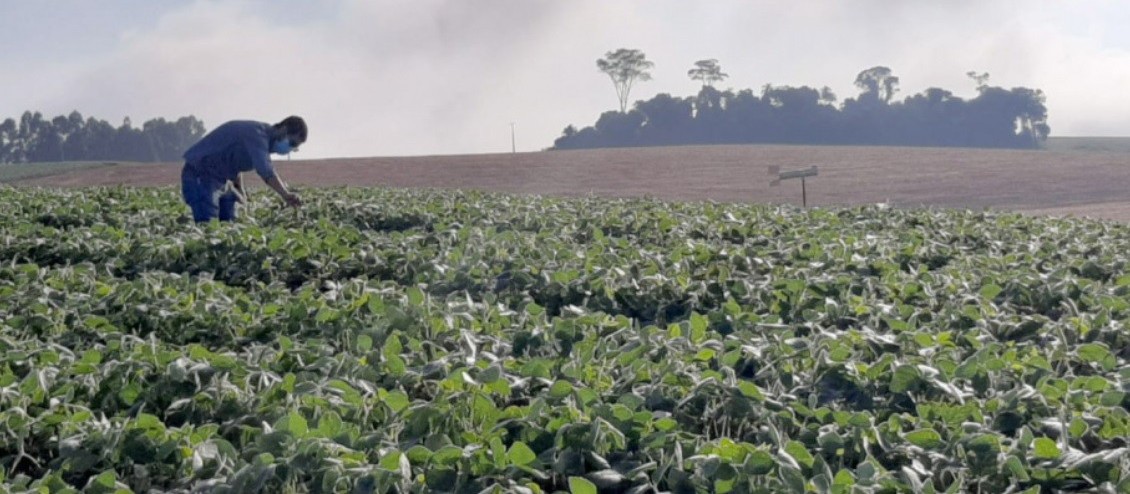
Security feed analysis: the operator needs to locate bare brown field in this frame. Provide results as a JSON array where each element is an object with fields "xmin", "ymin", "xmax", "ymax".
[{"xmin": 15, "ymin": 144, "xmax": 1130, "ymax": 222}]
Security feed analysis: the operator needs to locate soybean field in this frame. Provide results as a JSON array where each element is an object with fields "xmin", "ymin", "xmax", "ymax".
[{"xmin": 1, "ymin": 186, "xmax": 1129, "ymax": 493}]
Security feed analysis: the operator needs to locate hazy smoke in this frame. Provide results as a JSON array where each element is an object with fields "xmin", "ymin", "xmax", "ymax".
[{"xmin": 2, "ymin": 0, "xmax": 1129, "ymax": 158}]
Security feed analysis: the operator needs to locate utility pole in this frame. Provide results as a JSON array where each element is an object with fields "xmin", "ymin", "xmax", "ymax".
[{"xmin": 510, "ymin": 122, "xmax": 516, "ymax": 153}]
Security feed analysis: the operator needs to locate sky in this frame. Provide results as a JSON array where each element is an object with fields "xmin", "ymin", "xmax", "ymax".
[{"xmin": 3, "ymin": 0, "xmax": 1130, "ymax": 159}]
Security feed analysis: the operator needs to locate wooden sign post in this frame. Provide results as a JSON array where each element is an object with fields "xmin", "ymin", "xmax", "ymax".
[{"xmin": 768, "ymin": 165, "xmax": 818, "ymax": 207}]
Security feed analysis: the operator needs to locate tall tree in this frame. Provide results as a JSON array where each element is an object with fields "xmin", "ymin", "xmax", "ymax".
[
  {"xmin": 0, "ymin": 118, "xmax": 16, "ymax": 162},
  {"xmin": 83, "ymin": 117, "xmax": 117, "ymax": 160},
  {"xmin": 596, "ymin": 48, "xmax": 654, "ymax": 113},
  {"xmin": 113, "ymin": 116, "xmax": 151, "ymax": 162},
  {"xmin": 687, "ymin": 59, "xmax": 728, "ymax": 88},
  {"xmin": 60, "ymin": 111, "xmax": 88, "ymax": 161},
  {"xmin": 854, "ymin": 66, "xmax": 900, "ymax": 103},
  {"xmin": 16, "ymin": 112, "xmax": 47, "ymax": 162}
]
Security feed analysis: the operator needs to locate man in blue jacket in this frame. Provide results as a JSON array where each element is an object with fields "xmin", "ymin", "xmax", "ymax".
[{"xmin": 181, "ymin": 116, "xmax": 307, "ymax": 222}]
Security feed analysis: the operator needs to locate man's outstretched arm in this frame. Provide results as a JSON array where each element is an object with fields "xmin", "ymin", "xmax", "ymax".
[{"xmin": 264, "ymin": 175, "xmax": 302, "ymax": 207}]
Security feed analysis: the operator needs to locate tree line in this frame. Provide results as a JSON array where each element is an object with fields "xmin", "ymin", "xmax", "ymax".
[
  {"xmin": 0, "ymin": 111, "xmax": 207, "ymax": 164},
  {"xmin": 554, "ymin": 50, "xmax": 1050, "ymax": 150}
]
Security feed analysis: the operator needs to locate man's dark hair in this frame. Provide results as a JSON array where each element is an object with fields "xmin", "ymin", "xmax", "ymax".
[{"xmin": 275, "ymin": 116, "xmax": 307, "ymax": 142}]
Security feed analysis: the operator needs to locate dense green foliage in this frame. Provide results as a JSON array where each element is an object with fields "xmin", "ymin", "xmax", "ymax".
[{"xmin": 1, "ymin": 186, "xmax": 1128, "ymax": 493}]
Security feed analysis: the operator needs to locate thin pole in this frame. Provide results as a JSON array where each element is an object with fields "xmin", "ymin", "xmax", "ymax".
[
  {"xmin": 801, "ymin": 177, "xmax": 807, "ymax": 207},
  {"xmin": 510, "ymin": 122, "xmax": 516, "ymax": 153}
]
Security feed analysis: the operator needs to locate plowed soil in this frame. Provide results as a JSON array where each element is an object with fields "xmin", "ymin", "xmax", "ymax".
[{"xmin": 15, "ymin": 144, "xmax": 1130, "ymax": 222}]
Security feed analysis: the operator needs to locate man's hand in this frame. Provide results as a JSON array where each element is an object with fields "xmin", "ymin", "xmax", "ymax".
[
  {"xmin": 283, "ymin": 192, "xmax": 302, "ymax": 208},
  {"xmin": 264, "ymin": 175, "xmax": 301, "ymax": 208}
]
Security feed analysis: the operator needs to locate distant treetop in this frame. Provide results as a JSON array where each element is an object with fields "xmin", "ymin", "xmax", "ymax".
[
  {"xmin": 688, "ymin": 59, "xmax": 729, "ymax": 88},
  {"xmin": 597, "ymin": 48, "xmax": 655, "ymax": 113}
]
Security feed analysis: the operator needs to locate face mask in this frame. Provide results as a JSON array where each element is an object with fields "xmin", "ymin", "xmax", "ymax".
[{"xmin": 271, "ymin": 138, "xmax": 292, "ymax": 155}]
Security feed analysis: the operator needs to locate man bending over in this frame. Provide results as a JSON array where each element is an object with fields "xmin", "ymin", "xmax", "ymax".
[{"xmin": 181, "ymin": 116, "xmax": 307, "ymax": 222}]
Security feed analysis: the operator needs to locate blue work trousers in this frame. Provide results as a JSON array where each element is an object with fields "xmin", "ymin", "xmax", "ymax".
[{"xmin": 181, "ymin": 166, "xmax": 239, "ymax": 222}]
